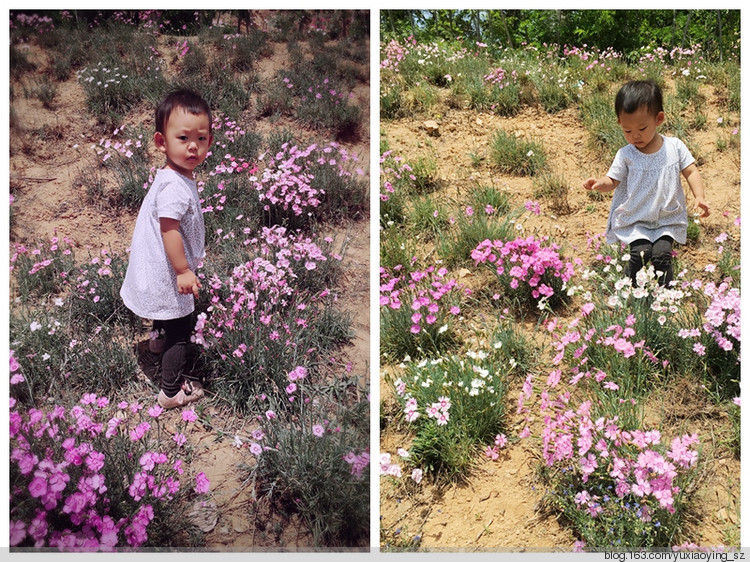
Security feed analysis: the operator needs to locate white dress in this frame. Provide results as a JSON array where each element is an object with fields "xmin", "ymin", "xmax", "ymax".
[
  {"xmin": 120, "ymin": 168, "xmax": 205, "ymax": 320},
  {"xmin": 605, "ymin": 135, "xmax": 695, "ymax": 245}
]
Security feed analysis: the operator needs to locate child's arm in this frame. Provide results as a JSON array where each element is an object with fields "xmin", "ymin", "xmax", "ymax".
[
  {"xmin": 583, "ymin": 176, "xmax": 620, "ymax": 193},
  {"xmin": 160, "ymin": 218, "xmax": 201, "ymax": 297},
  {"xmin": 682, "ymin": 163, "xmax": 710, "ymax": 218}
]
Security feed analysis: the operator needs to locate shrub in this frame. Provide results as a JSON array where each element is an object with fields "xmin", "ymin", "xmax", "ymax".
[
  {"xmin": 490, "ymin": 130, "xmax": 547, "ymax": 176},
  {"xmin": 380, "ymin": 264, "xmax": 464, "ymax": 360},
  {"xmin": 471, "ymin": 235, "xmax": 575, "ymax": 311},
  {"xmin": 9, "ymin": 393, "xmax": 209, "ymax": 550},
  {"xmin": 193, "ymin": 226, "xmax": 348, "ymax": 412},
  {"xmin": 533, "ymin": 170, "xmax": 572, "ymax": 214},
  {"xmin": 10, "ymin": 235, "xmax": 76, "ymax": 302},
  {"xmin": 386, "ymin": 342, "xmax": 514, "ymax": 479},
  {"xmin": 246, "ymin": 369, "xmax": 370, "ymax": 547}
]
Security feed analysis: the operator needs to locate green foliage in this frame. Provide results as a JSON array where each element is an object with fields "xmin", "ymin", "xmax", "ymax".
[
  {"xmin": 533, "ymin": 170, "xmax": 571, "ymax": 214},
  {"xmin": 381, "ymin": 10, "xmax": 739, "ymax": 63},
  {"xmin": 469, "ymin": 185, "xmax": 510, "ymax": 216},
  {"xmin": 437, "ymin": 209, "xmax": 516, "ymax": 268},
  {"xmin": 490, "ymin": 130, "xmax": 547, "ymax": 176},
  {"xmin": 10, "ymin": 237, "xmax": 76, "ymax": 302},
  {"xmin": 386, "ymin": 343, "xmax": 514, "ymax": 480},
  {"xmin": 248, "ymin": 374, "xmax": 370, "ymax": 547},
  {"xmin": 579, "ymin": 90, "xmax": 623, "ymax": 162},
  {"xmin": 409, "ymin": 195, "xmax": 450, "ymax": 237}
]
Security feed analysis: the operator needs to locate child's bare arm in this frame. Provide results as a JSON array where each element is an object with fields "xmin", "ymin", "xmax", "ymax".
[
  {"xmin": 682, "ymin": 163, "xmax": 710, "ymax": 217},
  {"xmin": 160, "ymin": 217, "xmax": 201, "ymax": 297},
  {"xmin": 583, "ymin": 176, "xmax": 620, "ymax": 193}
]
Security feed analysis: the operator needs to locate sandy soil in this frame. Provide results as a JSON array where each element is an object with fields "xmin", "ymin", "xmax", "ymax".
[
  {"xmin": 379, "ymin": 82, "xmax": 740, "ymax": 550},
  {"xmin": 9, "ymin": 18, "xmax": 370, "ymax": 549}
]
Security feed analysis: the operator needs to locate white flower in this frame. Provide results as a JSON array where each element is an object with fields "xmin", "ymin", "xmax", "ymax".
[
  {"xmin": 233, "ymin": 435, "xmax": 243, "ymax": 448},
  {"xmin": 526, "ymin": 150, "xmax": 534, "ymax": 157},
  {"xmin": 30, "ymin": 321, "xmax": 42, "ymax": 332},
  {"xmin": 397, "ymin": 448, "xmax": 410, "ymax": 458},
  {"xmin": 438, "ymin": 324, "xmax": 448, "ymax": 334}
]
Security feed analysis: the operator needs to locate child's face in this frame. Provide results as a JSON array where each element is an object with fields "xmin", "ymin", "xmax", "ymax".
[
  {"xmin": 155, "ymin": 108, "xmax": 213, "ymax": 178},
  {"xmin": 617, "ymin": 106, "xmax": 665, "ymax": 154}
]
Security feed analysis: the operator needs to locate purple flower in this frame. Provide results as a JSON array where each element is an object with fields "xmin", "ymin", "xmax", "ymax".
[
  {"xmin": 195, "ymin": 472, "xmax": 210, "ymax": 494},
  {"xmin": 9, "ymin": 519, "xmax": 27, "ymax": 546}
]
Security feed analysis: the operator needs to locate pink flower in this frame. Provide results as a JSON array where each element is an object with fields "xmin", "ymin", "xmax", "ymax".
[
  {"xmin": 148, "ymin": 404, "xmax": 164, "ymax": 418},
  {"xmin": 194, "ymin": 472, "xmax": 210, "ymax": 494},
  {"xmin": 9, "ymin": 520, "xmax": 27, "ymax": 546},
  {"xmin": 312, "ymin": 424, "xmax": 324, "ymax": 437},
  {"xmin": 182, "ymin": 409, "xmax": 198, "ymax": 423}
]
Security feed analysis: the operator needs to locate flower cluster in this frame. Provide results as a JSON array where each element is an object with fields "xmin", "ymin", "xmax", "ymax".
[
  {"xmin": 485, "ymin": 433, "xmax": 508, "ymax": 460},
  {"xmin": 11, "ymin": 13, "xmax": 55, "ymax": 33},
  {"xmin": 11, "ymin": 235, "xmax": 75, "ymax": 300},
  {"xmin": 380, "ymin": 38, "xmax": 412, "ymax": 72},
  {"xmin": 251, "ymin": 143, "xmax": 321, "ymax": 216},
  {"xmin": 484, "ymin": 66, "xmax": 518, "ymax": 89},
  {"xmin": 471, "ymin": 235, "xmax": 575, "ymax": 305},
  {"xmin": 9, "ymin": 393, "xmax": 208, "ymax": 550},
  {"xmin": 92, "ymin": 128, "xmax": 145, "ymax": 164},
  {"xmin": 698, "ymin": 279, "xmax": 740, "ymax": 353},
  {"xmin": 380, "ymin": 264, "xmax": 462, "ymax": 334},
  {"xmin": 542, "ymin": 397, "xmax": 699, "ymax": 517},
  {"xmin": 343, "ymin": 450, "xmax": 371, "ymax": 480}
]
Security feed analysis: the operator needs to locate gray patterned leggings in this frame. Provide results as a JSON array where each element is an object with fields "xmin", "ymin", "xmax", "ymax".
[{"xmin": 153, "ymin": 314, "xmax": 193, "ymax": 397}]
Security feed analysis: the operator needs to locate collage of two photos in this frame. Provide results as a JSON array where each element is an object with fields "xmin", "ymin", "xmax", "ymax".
[{"xmin": 7, "ymin": 7, "xmax": 742, "ymax": 554}]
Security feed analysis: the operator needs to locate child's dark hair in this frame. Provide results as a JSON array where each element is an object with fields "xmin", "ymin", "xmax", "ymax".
[
  {"xmin": 614, "ymin": 80, "xmax": 663, "ymax": 117},
  {"xmin": 155, "ymin": 89, "xmax": 212, "ymax": 134}
]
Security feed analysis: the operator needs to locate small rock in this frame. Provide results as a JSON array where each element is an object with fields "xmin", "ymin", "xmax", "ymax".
[
  {"xmin": 423, "ymin": 120, "xmax": 440, "ymax": 137},
  {"xmin": 188, "ymin": 499, "xmax": 219, "ymax": 533}
]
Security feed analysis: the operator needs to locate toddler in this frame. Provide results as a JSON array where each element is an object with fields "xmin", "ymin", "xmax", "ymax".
[
  {"xmin": 121, "ymin": 89, "xmax": 213, "ymax": 408},
  {"xmin": 583, "ymin": 80, "xmax": 710, "ymax": 287}
]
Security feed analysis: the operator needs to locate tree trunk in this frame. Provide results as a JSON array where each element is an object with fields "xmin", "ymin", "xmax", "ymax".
[
  {"xmin": 500, "ymin": 10, "xmax": 513, "ymax": 48},
  {"xmin": 681, "ymin": 11, "xmax": 692, "ymax": 49}
]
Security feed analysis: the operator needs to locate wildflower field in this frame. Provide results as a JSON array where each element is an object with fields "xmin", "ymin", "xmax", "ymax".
[
  {"xmin": 379, "ymin": 15, "xmax": 740, "ymax": 552},
  {"xmin": 9, "ymin": 10, "xmax": 370, "ymax": 550}
]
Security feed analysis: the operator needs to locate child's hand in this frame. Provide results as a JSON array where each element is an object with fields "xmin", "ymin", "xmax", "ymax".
[
  {"xmin": 583, "ymin": 176, "xmax": 619, "ymax": 193},
  {"xmin": 695, "ymin": 198, "xmax": 710, "ymax": 218},
  {"xmin": 582, "ymin": 178, "xmax": 599, "ymax": 191},
  {"xmin": 177, "ymin": 270, "xmax": 201, "ymax": 297}
]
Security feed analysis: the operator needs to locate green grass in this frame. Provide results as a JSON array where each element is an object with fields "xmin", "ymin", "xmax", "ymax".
[{"xmin": 490, "ymin": 130, "xmax": 547, "ymax": 176}]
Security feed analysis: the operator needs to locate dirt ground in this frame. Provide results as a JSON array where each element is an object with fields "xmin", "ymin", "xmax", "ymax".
[
  {"xmin": 379, "ymin": 83, "xmax": 740, "ymax": 550},
  {"xmin": 9, "ymin": 21, "xmax": 370, "ymax": 549}
]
